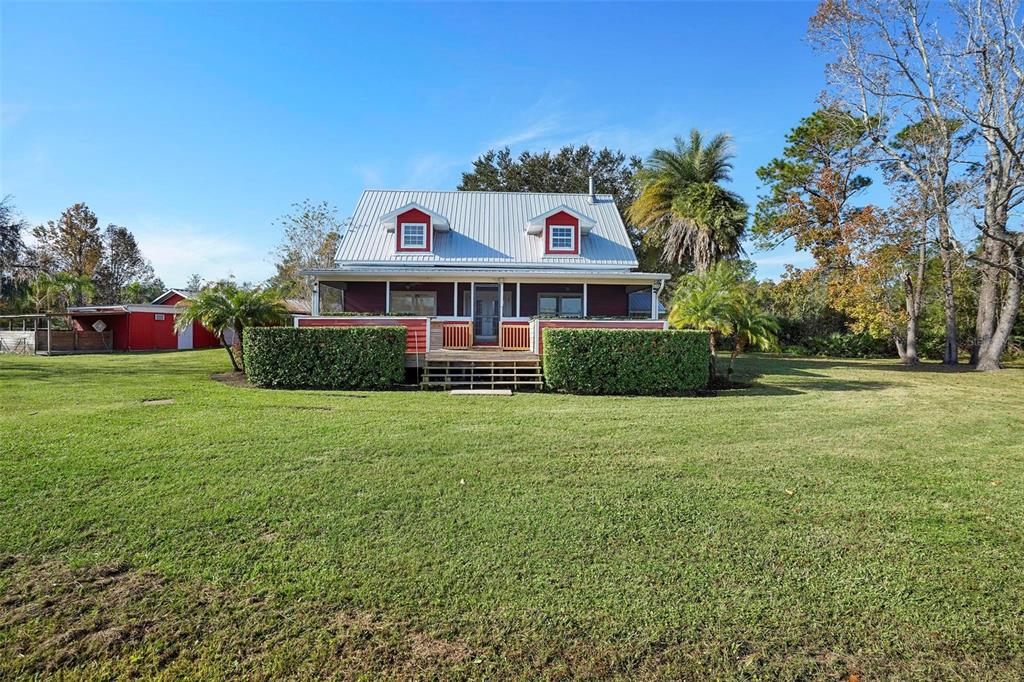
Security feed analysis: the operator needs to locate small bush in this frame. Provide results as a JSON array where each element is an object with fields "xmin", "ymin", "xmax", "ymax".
[
  {"xmin": 244, "ymin": 326, "xmax": 406, "ymax": 389},
  {"xmin": 542, "ymin": 328, "xmax": 709, "ymax": 396},
  {"xmin": 804, "ymin": 332, "xmax": 890, "ymax": 358}
]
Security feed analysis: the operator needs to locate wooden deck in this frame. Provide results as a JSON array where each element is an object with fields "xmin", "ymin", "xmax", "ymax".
[{"xmin": 425, "ymin": 348, "xmax": 538, "ymax": 361}]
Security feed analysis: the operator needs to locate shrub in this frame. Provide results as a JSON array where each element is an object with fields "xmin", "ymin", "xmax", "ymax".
[
  {"xmin": 542, "ymin": 328, "xmax": 709, "ymax": 396},
  {"xmin": 804, "ymin": 332, "xmax": 890, "ymax": 358},
  {"xmin": 244, "ymin": 326, "xmax": 406, "ymax": 389}
]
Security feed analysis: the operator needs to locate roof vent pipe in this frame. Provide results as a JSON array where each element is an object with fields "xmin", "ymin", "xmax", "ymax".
[{"xmin": 588, "ymin": 176, "xmax": 596, "ymax": 204}]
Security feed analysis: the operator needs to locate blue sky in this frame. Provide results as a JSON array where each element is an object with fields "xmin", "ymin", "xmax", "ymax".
[{"xmin": 3, "ymin": 1, "xmax": 827, "ymax": 286}]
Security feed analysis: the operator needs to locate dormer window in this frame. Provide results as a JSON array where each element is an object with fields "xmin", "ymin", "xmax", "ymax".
[
  {"xmin": 400, "ymin": 222, "xmax": 427, "ymax": 249},
  {"xmin": 548, "ymin": 225, "xmax": 576, "ymax": 252},
  {"xmin": 525, "ymin": 205, "xmax": 593, "ymax": 256},
  {"xmin": 379, "ymin": 202, "xmax": 450, "ymax": 254}
]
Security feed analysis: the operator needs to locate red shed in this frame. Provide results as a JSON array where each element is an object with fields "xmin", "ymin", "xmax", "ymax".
[{"xmin": 68, "ymin": 289, "xmax": 221, "ymax": 352}]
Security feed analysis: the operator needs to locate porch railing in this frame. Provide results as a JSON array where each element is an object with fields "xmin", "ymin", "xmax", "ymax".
[
  {"xmin": 442, "ymin": 321, "xmax": 473, "ymax": 349},
  {"xmin": 500, "ymin": 322, "xmax": 530, "ymax": 350}
]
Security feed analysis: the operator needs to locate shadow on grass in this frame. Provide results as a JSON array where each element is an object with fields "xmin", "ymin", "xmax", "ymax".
[{"xmin": 719, "ymin": 355, "xmax": 901, "ymax": 396}]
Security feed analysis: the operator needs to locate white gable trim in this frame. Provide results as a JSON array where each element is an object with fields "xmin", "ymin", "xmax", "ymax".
[
  {"xmin": 378, "ymin": 202, "xmax": 450, "ymax": 233},
  {"xmin": 150, "ymin": 289, "xmax": 194, "ymax": 304},
  {"xmin": 524, "ymin": 205, "xmax": 597, "ymax": 236}
]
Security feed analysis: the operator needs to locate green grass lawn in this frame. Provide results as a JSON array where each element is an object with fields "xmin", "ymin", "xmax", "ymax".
[{"xmin": 1, "ymin": 350, "xmax": 1022, "ymax": 680}]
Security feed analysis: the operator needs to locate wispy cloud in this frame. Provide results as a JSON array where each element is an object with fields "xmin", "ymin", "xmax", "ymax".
[
  {"xmin": 490, "ymin": 112, "xmax": 566, "ymax": 148},
  {"xmin": 403, "ymin": 154, "xmax": 464, "ymax": 189}
]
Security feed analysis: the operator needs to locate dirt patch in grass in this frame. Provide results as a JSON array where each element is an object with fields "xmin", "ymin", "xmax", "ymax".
[
  {"xmin": 0, "ymin": 557, "xmax": 166, "ymax": 673},
  {"xmin": 211, "ymin": 371, "xmax": 251, "ymax": 388},
  {"xmin": 0, "ymin": 555, "xmax": 477, "ymax": 679}
]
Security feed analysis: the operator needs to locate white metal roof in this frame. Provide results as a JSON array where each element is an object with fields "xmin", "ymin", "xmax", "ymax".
[
  {"xmin": 334, "ymin": 190, "xmax": 639, "ymax": 269},
  {"xmin": 305, "ymin": 266, "xmax": 668, "ymax": 284}
]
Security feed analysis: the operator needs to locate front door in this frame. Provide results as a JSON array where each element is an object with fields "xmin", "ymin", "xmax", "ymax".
[{"xmin": 473, "ymin": 285, "xmax": 499, "ymax": 344}]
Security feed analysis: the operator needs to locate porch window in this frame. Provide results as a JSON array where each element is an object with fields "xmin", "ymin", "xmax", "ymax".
[
  {"xmin": 400, "ymin": 223, "xmax": 427, "ymax": 249},
  {"xmin": 547, "ymin": 225, "xmax": 575, "ymax": 252},
  {"xmin": 538, "ymin": 293, "xmax": 583, "ymax": 318},
  {"xmin": 628, "ymin": 287, "xmax": 651, "ymax": 318},
  {"xmin": 390, "ymin": 291, "xmax": 436, "ymax": 316}
]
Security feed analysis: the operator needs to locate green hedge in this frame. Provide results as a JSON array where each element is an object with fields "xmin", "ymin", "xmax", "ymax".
[
  {"xmin": 542, "ymin": 328, "xmax": 710, "ymax": 395},
  {"xmin": 244, "ymin": 326, "xmax": 406, "ymax": 390}
]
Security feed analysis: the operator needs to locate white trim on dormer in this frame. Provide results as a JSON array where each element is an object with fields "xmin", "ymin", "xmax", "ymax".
[
  {"xmin": 378, "ymin": 202, "xmax": 450, "ymax": 232},
  {"xmin": 524, "ymin": 205, "xmax": 597, "ymax": 236}
]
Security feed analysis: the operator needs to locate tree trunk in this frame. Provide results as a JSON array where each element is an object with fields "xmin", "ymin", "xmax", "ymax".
[
  {"xmin": 233, "ymin": 325, "xmax": 245, "ymax": 373},
  {"xmin": 975, "ymin": 253, "xmax": 1021, "ymax": 371},
  {"xmin": 972, "ymin": 237, "xmax": 1003, "ymax": 364},
  {"xmin": 894, "ymin": 333, "xmax": 908, "ymax": 363},
  {"xmin": 900, "ymin": 233, "xmax": 927, "ymax": 366},
  {"xmin": 708, "ymin": 331, "xmax": 718, "ymax": 380},
  {"xmin": 903, "ymin": 318, "xmax": 919, "ymax": 365},
  {"xmin": 935, "ymin": 214, "xmax": 958, "ymax": 364},
  {"xmin": 221, "ymin": 333, "xmax": 241, "ymax": 372}
]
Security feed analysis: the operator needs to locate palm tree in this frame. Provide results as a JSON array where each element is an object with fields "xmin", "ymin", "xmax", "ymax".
[
  {"xmin": 174, "ymin": 283, "xmax": 288, "ymax": 372},
  {"xmin": 629, "ymin": 130, "xmax": 748, "ymax": 272},
  {"xmin": 53, "ymin": 273, "xmax": 95, "ymax": 308},
  {"xmin": 729, "ymin": 297, "xmax": 780, "ymax": 373},
  {"xmin": 668, "ymin": 262, "xmax": 740, "ymax": 378},
  {"xmin": 29, "ymin": 273, "xmax": 58, "ymax": 313}
]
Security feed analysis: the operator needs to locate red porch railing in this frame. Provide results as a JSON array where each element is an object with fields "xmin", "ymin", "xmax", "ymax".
[
  {"xmin": 442, "ymin": 321, "xmax": 473, "ymax": 349},
  {"xmin": 500, "ymin": 321, "xmax": 530, "ymax": 350}
]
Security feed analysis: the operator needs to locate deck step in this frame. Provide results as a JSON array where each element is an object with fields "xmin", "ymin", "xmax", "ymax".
[{"xmin": 421, "ymin": 356, "xmax": 544, "ymax": 391}]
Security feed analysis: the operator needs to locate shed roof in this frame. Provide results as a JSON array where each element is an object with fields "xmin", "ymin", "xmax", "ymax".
[{"xmin": 334, "ymin": 190, "xmax": 639, "ymax": 270}]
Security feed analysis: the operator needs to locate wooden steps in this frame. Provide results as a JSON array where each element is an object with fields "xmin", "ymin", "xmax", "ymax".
[{"xmin": 421, "ymin": 355, "xmax": 543, "ymax": 390}]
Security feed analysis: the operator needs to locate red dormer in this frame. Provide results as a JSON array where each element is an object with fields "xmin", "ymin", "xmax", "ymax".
[
  {"xmin": 544, "ymin": 211, "xmax": 580, "ymax": 255},
  {"xmin": 378, "ymin": 202, "xmax": 451, "ymax": 254},
  {"xmin": 396, "ymin": 208, "xmax": 432, "ymax": 252},
  {"xmin": 525, "ymin": 205, "xmax": 596, "ymax": 256}
]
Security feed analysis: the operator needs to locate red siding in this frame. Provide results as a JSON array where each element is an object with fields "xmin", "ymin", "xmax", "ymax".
[
  {"xmin": 192, "ymin": 321, "xmax": 221, "ymax": 348},
  {"xmin": 344, "ymin": 281, "xmax": 387, "ymax": 313},
  {"xmin": 161, "ymin": 293, "xmax": 187, "ymax": 306},
  {"xmin": 297, "ymin": 317, "xmax": 429, "ymax": 354},
  {"xmin": 536, "ymin": 319, "xmax": 667, "ymax": 354},
  {"xmin": 396, "ymin": 208, "xmax": 432, "ymax": 253},
  {"xmin": 128, "ymin": 312, "xmax": 177, "ymax": 350},
  {"xmin": 586, "ymin": 284, "xmax": 630, "ymax": 317},
  {"xmin": 545, "ymin": 211, "xmax": 580, "ymax": 255},
  {"xmin": 71, "ymin": 314, "xmax": 130, "ymax": 350}
]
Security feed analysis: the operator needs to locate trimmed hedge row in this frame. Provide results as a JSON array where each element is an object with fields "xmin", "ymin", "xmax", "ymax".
[
  {"xmin": 542, "ymin": 328, "xmax": 710, "ymax": 395},
  {"xmin": 244, "ymin": 326, "xmax": 406, "ymax": 389}
]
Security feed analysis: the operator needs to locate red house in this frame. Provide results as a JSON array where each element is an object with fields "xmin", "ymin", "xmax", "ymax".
[
  {"xmin": 298, "ymin": 185, "xmax": 670, "ymax": 387},
  {"xmin": 68, "ymin": 289, "xmax": 221, "ymax": 352}
]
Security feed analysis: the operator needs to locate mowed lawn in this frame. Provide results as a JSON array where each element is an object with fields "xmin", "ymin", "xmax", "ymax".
[{"xmin": 1, "ymin": 350, "xmax": 1022, "ymax": 680}]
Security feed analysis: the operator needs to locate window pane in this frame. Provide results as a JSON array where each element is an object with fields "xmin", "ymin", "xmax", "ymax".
[
  {"xmin": 401, "ymin": 223, "xmax": 426, "ymax": 248},
  {"xmin": 390, "ymin": 292, "xmax": 414, "ymax": 314},
  {"xmin": 559, "ymin": 296, "xmax": 582, "ymax": 317},
  {"xmin": 538, "ymin": 296, "xmax": 558, "ymax": 315},
  {"xmin": 414, "ymin": 293, "xmax": 436, "ymax": 316},
  {"xmin": 503, "ymin": 290, "xmax": 514, "ymax": 316},
  {"xmin": 550, "ymin": 225, "xmax": 574, "ymax": 250},
  {"xmin": 628, "ymin": 289, "xmax": 650, "ymax": 318}
]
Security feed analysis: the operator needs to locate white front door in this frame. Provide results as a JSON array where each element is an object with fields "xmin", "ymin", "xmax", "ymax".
[{"xmin": 177, "ymin": 321, "xmax": 193, "ymax": 350}]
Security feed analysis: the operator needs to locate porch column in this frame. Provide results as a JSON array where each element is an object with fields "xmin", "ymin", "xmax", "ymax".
[
  {"xmin": 498, "ymin": 282, "xmax": 504, "ymax": 318},
  {"xmin": 516, "ymin": 282, "xmax": 521, "ymax": 317},
  {"xmin": 453, "ymin": 282, "xmax": 459, "ymax": 317},
  {"xmin": 311, "ymin": 281, "xmax": 320, "ymax": 316},
  {"xmin": 470, "ymin": 282, "xmax": 475, "ymax": 319},
  {"xmin": 385, "ymin": 281, "xmax": 391, "ymax": 314},
  {"xmin": 583, "ymin": 283, "xmax": 588, "ymax": 319},
  {"xmin": 651, "ymin": 284, "xmax": 658, "ymax": 320}
]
